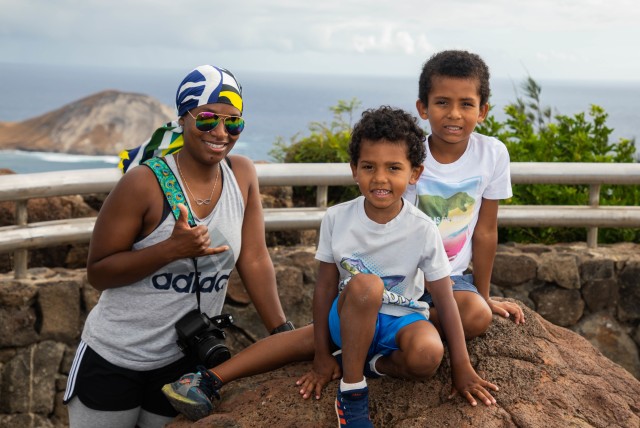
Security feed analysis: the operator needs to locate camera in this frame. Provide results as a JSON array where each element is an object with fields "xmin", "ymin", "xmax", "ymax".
[{"xmin": 175, "ymin": 309, "xmax": 234, "ymax": 367}]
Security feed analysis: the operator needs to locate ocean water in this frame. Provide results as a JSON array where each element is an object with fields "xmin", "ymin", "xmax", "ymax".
[{"xmin": 1, "ymin": 62, "xmax": 638, "ymax": 173}]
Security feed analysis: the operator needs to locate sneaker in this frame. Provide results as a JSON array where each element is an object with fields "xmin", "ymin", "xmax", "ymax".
[
  {"xmin": 333, "ymin": 350, "xmax": 382, "ymax": 379},
  {"xmin": 161, "ymin": 365, "xmax": 223, "ymax": 421},
  {"xmin": 335, "ymin": 386, "xmax": 373, "ymax": 427}
]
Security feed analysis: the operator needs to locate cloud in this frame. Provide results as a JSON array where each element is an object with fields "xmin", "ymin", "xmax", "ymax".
[{"xmin": 1, "ymin": 0, "xmax": 639, "ymax": 81}]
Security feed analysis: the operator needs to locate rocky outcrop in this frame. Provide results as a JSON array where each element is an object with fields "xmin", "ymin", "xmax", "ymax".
[
  {"xmin": 0, "ymin": 245, "xmax": 639, "ymax": 427},
  {"xmin": 0, "ymin": 90, "xmax": 173, "ymax": 156},
  {"xmin": 166, "ymin": 304, "xmax": 640, "ymax": 428}
]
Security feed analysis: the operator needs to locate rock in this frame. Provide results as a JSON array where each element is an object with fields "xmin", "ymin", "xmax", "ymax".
[
  {"xmin": 166, "ymin": 304, "xmax": 640, "ymax": 427},
  {"xmin": 580, "ymin": 257, "xmax": 616, "ymax": 282},
  {"xmin": 530, "ymin": 286, "xmax": 584, "ymax": 327},
  {"xmin": 492, "ymin": 252, "xmax": 538, "ymax": 286},
  {"xmin": 0, "ymin": 306, "xmax": 39, "ymax": 347},
  {"xmin": 0, "ymin": 341, "xmax": 66, "ymax": 414},
  {"xmin": 617, "ymin": 260, "xmax": 640, "ymax": 322},
  {"xmin": 36, "ymin": 279, "xmax": 81, "ymax": 342},
  {"xmin": 573, "ymin": 312, "xmax": 640, "ymax": 378},
  {"xmin": 582, "ymin": 278, "xmax": 619, "ymax": 313},
  {"xmin": 0, "ymin": 280, "xmax": 38, "ymax": 307},
  {"xmin": 537, "ymin": 252, "xmax": 580, "ymax": 289},
  {"xmin": 0, "ymin": 90, "xmax": 174, "ymax": 156}
]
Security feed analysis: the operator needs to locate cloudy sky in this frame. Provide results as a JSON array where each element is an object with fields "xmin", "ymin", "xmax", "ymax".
[{"xmin": 1, "ymin": 0, "xmax": 639, "ymax": 82}]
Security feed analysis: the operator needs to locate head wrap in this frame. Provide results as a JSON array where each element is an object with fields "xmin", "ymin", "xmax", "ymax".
[
  {"xmin": 118, "ymin": 65, "xmax": 243, "ymax": 173},
  {"xmin": 176, "ymin": 65, "xmax": 243, "ymax": 117}
]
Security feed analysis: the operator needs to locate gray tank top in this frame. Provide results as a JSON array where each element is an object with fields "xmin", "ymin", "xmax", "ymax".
[{"xmin": 82, "ymin": 155, "xmax": 244, "ymax": 370}]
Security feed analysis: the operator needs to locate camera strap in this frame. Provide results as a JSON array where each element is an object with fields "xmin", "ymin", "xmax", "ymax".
[{"xmin": 144, "ymin": 156, "xmax": 203, "ymax": 310}]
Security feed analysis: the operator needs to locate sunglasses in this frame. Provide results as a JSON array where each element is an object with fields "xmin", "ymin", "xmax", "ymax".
[{"xmin": 187, "ymin": 111, "xmax": 245, "ymax": 135}]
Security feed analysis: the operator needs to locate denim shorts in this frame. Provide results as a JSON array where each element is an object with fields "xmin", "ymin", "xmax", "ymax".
[
  {"xmin": 328, "ymin": 297, "xmax": 429, "ymax": 357},
  {"xmin": 419, "ymin": 274, "xmax": 479, "ymax": 307}
]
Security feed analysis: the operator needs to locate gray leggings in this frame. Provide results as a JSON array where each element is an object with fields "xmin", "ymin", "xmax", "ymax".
[{"xmin": 67, "ymin": 397, "xmax": 175, "ymax": 428}]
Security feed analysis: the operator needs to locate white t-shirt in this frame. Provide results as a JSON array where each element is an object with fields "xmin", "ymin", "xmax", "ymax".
[
  {"xmin": 404, "ymin": 132, "xmax": 512, "ymax": 275},
  {"xmin": 315, "ymin": 196, "xmax": 451, "ymax": 317}
]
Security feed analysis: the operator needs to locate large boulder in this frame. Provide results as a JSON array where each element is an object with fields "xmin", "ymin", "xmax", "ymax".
[
  {"xmin": 167, "ymin": 303, "xmax": 640, "ymax": 427},
  {"xmin": 0, "ymin": 90, "xmax": 173, "ymax": 156}
]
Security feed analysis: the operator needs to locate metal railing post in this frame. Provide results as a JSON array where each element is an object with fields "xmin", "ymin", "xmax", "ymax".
[
  {"xmin": 587, "ymin": 184, "xmax": 601, "ymax": 248},
  {"xmin": 316, "ymin": 185, "xmax": 328, "ymax": 208},
  {"xmin": 14, "ymin": 200, "xmax": 29, "ymax": 279}
]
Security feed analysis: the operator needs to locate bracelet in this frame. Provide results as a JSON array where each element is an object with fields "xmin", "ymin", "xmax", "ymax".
[{"xmin": 270, "ymin": 321, "xmax": 295, "ymax": 335}]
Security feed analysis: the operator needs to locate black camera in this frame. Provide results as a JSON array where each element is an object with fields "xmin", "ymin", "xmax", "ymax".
[{"xmin": 175, "ymin": 309, "xmax": 234, "ymax": 367}]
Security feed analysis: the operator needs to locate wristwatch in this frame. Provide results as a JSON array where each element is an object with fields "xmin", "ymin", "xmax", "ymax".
[{"xmin": 270, "ymin": 321, "xmax": 295, "ymax": 335}]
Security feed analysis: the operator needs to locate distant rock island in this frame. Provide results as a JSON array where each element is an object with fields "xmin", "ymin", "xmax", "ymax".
[{"xmin": 0, "ymin": 90, "xmax": 174, "ymax": 156}]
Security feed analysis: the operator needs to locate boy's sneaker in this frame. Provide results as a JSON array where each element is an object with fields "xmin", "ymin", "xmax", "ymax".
[
  {"xmin": 335, "ymin": 386, "xmax": 373, "ymax": 427},
  {"xmin": 161, "ymin": 365, "xmax": 223, "ymax": 421},
  {"xmin": 332, "ymin": 350, "xmax": 383, "ymax": 379}
]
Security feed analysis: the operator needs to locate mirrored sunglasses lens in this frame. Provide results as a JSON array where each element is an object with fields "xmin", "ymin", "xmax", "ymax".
[
  {"xmin": 195, "ymin": 112, "xmax": 220, "ymax": 132},
  {"xmin": 224, "ymin": 117, "xmax": 245, "ymax": 135}
]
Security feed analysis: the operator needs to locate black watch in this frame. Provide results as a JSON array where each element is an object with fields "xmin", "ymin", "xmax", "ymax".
[{"xmin": 270, "ymin": 321, "xmax": 295, "ymax": 335}]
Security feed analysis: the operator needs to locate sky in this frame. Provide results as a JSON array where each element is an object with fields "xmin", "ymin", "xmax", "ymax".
[{"xmin": 1, "ymin": 0, "xmax": 639, "ymax": 82}]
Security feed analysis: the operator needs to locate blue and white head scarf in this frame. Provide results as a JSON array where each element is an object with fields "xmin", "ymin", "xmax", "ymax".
[{"xmin": 118, "ymin": 65, "xmax": 243, "ymax": 173}]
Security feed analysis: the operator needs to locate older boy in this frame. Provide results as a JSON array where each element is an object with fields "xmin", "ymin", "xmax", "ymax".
[{"xmin": 405, "ymin": 50, "xmax": 525, "ymax": 339}]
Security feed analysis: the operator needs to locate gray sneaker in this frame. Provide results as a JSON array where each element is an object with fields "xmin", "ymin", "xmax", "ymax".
[{"xmin": 161, "ymin": 365, "xmax": 223, "ymax": 421}]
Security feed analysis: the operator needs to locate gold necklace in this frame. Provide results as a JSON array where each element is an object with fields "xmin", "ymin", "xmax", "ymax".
[{"xmin": 175, "ymin": 153, "xmax": 220, "ymax": 206}]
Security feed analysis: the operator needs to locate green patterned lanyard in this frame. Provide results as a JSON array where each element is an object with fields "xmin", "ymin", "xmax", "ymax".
[{"xmin": 144, "ymin": 157, "xmax": 196, "ymax": 227}]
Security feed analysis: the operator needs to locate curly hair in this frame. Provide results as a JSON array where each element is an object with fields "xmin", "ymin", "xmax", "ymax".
[
  {"xmin": 418, "ymin": 50, "xmax": 491, "ymax": 106},
  {"xmin": 349, "ymin": 106, "xmax": 426, "ymax": 168}
]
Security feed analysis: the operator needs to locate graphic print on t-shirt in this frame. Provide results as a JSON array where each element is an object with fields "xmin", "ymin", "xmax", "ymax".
[
  {"xmin": 339, "ymin": 257, "xmax": 428, "ymax": 311},
  {"xmin": 415, "ymin": 177, "xmax": 481, "ymax": 260}
]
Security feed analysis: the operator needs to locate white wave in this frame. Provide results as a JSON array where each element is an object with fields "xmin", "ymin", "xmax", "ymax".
[{"xmin": 2, "ymin": 150, "xmax": 119, "ymax": 164}]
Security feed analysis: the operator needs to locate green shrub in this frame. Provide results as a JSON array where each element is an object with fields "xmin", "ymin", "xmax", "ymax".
[
  {"xmin": 269, "ymin": 98, "xmax": 361, "ymax": 206},
  {"xmin": 476, "ymin": 77, "xmax": 639, "ymax": 244}
]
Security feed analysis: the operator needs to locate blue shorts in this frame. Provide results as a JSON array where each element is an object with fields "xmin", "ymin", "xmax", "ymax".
[
  {"xmin": 328, "ymin": 297, "xmax": 428, "ymax": 357},
  {"xmin": 419, "ymin": 274, "xmax": 479, "ymax": 307}
]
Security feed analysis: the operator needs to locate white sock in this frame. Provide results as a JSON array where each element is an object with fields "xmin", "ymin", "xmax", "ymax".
[
  {"xmin": 340, "ymin": 377, "xmax": 367, "ymax": 392},
  {"xmin": 369, "ymin": 353, "xmax": 385, "ymax": 376}
]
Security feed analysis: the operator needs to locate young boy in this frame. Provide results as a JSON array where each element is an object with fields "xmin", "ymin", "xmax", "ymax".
[
  {"xmin": 405, "ymin": 50, "xmax": 525, "ymax": 338},
  {"xmin": 298, "ymin": 106, "xmax": 497, "ymax": 427}
]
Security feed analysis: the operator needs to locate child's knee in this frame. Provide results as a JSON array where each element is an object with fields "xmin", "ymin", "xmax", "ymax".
[
  {"xmin": 462, "ymin": 302, "xmax": 492, "ymax": 339},
  {"xmin": 404, "ymin": 340, "xmax": 444, "ymax": 379},
  {"xmin": 343, "ymin": 274, "xmax": 384, "ymax": 305}
]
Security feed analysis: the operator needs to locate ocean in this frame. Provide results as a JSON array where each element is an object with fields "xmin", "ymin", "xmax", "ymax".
[{"xmin": 1, "ymin": 62, "xmax": 638, "ymax": 173}]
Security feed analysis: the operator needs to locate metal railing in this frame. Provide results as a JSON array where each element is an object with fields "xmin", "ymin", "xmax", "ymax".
[{"xmin": 1, "ymin": 162, "xmax": 639, "ymax": 278}]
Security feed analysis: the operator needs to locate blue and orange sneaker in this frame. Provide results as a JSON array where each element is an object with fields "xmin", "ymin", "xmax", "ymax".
[
  {"xmin": 161, "ymin": 365, "xmax": 223, "ymax": 421},
  {"xmin": 335, "ymin": 386, "xmax": 373, "ymax": 427}
]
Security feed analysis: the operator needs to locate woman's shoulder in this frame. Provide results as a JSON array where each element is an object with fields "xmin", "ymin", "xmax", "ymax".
[{"xmin": 116, "ymin": 163, "xmax": 158, "ymax": 191}]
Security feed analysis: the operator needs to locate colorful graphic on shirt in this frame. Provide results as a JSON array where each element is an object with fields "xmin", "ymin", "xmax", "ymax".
[
  {"xmin": 415, "ymin": 177, "xmax": 481, "ymax": 260},
  {"xmin": 339, "ymin": 257, "xmax": 428, "ymax": 312}
]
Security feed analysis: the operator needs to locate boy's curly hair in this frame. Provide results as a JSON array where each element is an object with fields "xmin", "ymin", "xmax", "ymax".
[
  {"xmin": 418, "ymin": 50, "xmax": 491, "ymax": 106},
  {"xmin": 349, "ymin": 106, "xmax": 426, "ymax": 168}
]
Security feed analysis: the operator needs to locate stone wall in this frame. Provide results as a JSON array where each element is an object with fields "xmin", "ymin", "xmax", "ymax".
[{"xmin": 0, "ymin": 243, "xmax": 638, "ymax": 427}]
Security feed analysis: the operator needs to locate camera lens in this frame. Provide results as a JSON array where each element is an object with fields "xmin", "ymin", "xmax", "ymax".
[{"xmin": 197, "ymin": 337, "xmax": 231, "ymax": 367}]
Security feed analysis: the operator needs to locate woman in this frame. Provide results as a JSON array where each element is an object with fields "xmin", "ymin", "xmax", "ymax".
[{"xmin": 63, "ymin": 65, "xmax": 293, "ymax": 428}]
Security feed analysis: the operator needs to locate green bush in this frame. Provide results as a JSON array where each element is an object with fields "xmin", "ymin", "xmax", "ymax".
[
  {"xmin": 269, "ymin": 98, "xmax": 360, "ymax": 206},
  {"xmin": 476, "ymin": 77, "xmax": 640, "ymax": 244}
]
